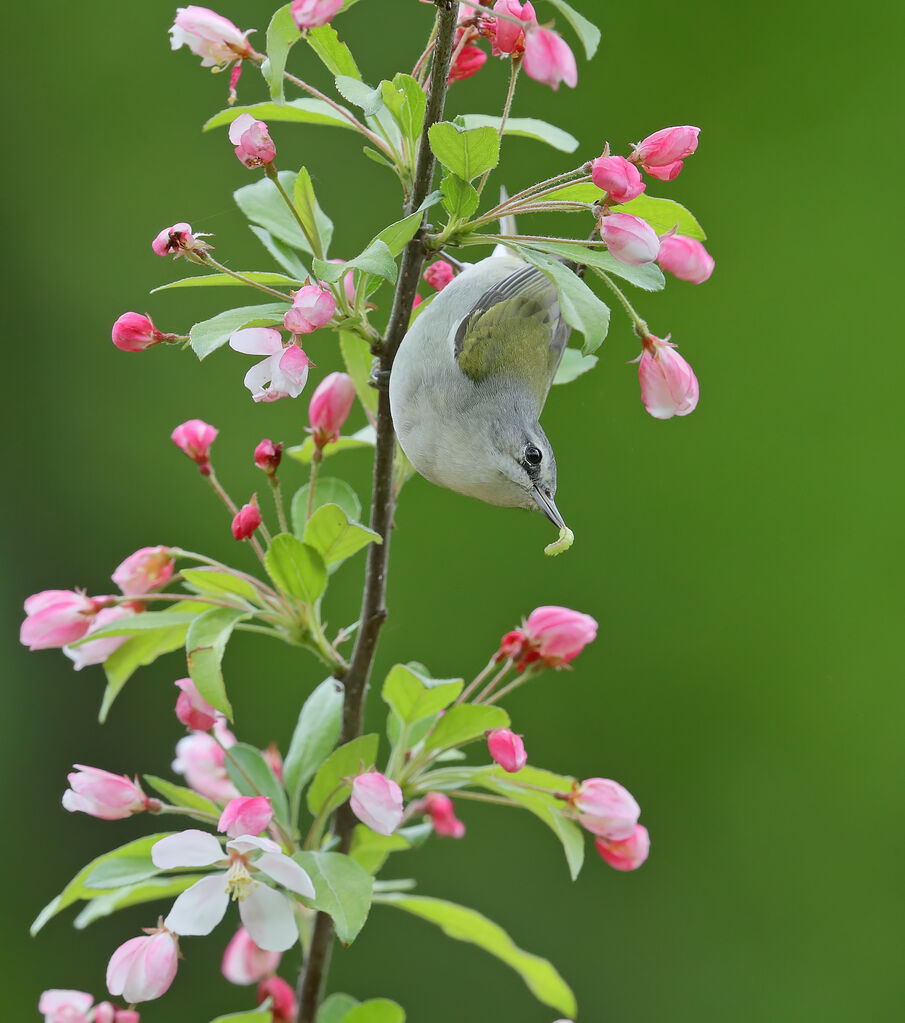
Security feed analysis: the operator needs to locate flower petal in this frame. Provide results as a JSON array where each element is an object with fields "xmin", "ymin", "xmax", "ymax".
[
  {"xmin": 229, "ymin": 327, "xmax": 283, "ymax": 355},
  {"xmin": 228, "ymin": 113, "xmax": 256, "ymax": 145},
  {"xmin": 239, "ymin": 884, "xmax": 299, "ymax": 951},
  {"xmin": 164, "ymin": 873, "xmax": 230, "ymax": 935},
  {"xmin": 227, "ymin": 834, "xmax": 282, "ymax": 856},
  {"xmin": 243, "ymin": 354, "xmax": 279, "ymax": 401},
  {"xmin": 254, "ymin": 852, "xmax": 315, "ymax": 898},
  {"xmin": 152, "ymin": 829, "xmax": 225, "ymax": 869}
]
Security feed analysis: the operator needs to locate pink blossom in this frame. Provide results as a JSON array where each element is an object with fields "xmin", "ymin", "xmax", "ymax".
[
  {"xmin": 418, "ymin": 792, "xmax": 466, "ymax": 838},
  {"xmin": 291, "ymin": 0, "xmax": 344, "ymax": 30},
  {"xmin": 114, "ymin": 1011, "xmax": 140, "ymax": 1023},
  {"xmin": 632, "ymin": 125, "xmax": 700, "ymax": 180},
  {"xmin": 171, "ymin": 419, "xmax": 218, "ymax": 474},
  {"xmin": 491, "ymin": 0, "xmax": 536, "ymax": 55},
  {"xmin": 449, "ymin": 31, "xmax": 487, "ymax": 82},
  {"xmin": 229, "ymin": 113, "xmax": 276, "ymax": 168},
  {"xmin": 151, "ymin": 222, "xmax": 210, "ymax": 260},
  {"xmin": 308, "ymin": 372, "xmax": 356, "ymax": 448},
  {"xmin": 20, "ymin": 589, "xmax": 99, "ymax": 650},
  {"xmin": 254, "ymin": 438, "xmax": 283, "ymax": 474},
  {"xmin": 656, "ymin": 234, "xmax": 714, "ymax": 284},
  {"xmin": 350, "ymin": 772, "xmax": 404, "ymax": 835},
  {"xmin": 283, "ymin": 285, "xmax": 336, "ymax": 335},
  {"xmin": 257, "ymin": 976, "xmax": 297, "ymax": 1022},
  {"xmin": 570, "ymin": 778, "xmax": 640, "ymax": 841},
  {"xmin": 522, "ymin": 26, "xmax": 577, "ymax": 90},
  {"xmin": 62, "ymin": 765, "xmax": 149, "ymax": 820},
  {"xmin": 231, "ymin": 499, "xmax": 262, "ymax": 540},
  {"xmin": 328, "ymin": 260, "xmax": 356, "ymax": 305},
  {"xmin": 112, "ymin": 546, "xmax": 174, "ymax": 596},
  {"xmin": 63, "ymin": 605, "xmax": 136, "ymax": 671},
  {"xmin": 229, "ymin": 328, "xmax": 311, "ymax": 402},
  {"xmin": 174, "ymin": 676, "xmax": 218, "ymax": 731},
  {"xmin": 152, "ymin": 830, "xmax": 314, "ymax": 951},
  {"xmin": 598, "ymin": 213, "xmax": 660, "ymax": 265},
  {"xmin": 638, "ymin": 334, "xmax": 699, "ymax": 419},
  {"xmin": 423, "ymin": 260, "xmax": 455, "ymax": 292},
  {"xmin": 106, "ymin": 929, "xmax": 179, "ymax": 1004},
  {"xmin": 487, "ymin": 728, "xmax": 527, "ymax": 773},
  {"xmin": 169, "ymin": 6, "xmax": 252, "ymax": 68},
  {"xmin": 172, "ymin": 729, "xmax": 239, "ymax": 803},
  {"xmin": 111, "ymin": 312, "xmax": 174, "ymax": 352},
  {"xmin": 595, "ymin": 824, "xmax": 650, "ymax": 871},
  {"xmin": 93, "ymin": 1003, "xmax": 138, "ymax": 1023},
  {"xmin": 498, "ymin": 605, "xmax": 597, "ymax": 669},
  {"xmin": 38, "ymin": 990, "xmax": 94, "ymax": 1023},
  {"xmin": 222, "ymin": 926, "xmax": 282, "ymax": 985},
  {"xmin": 218, "ymin": 796, "xmax": 274, "ymax": 838},
  {"xmin": 262, "ymin": 743, "xmax": 284, "ymax": 783},
  {"xmin": 590, "ymin": 154, "xmax": 646, "ymax": 204}
]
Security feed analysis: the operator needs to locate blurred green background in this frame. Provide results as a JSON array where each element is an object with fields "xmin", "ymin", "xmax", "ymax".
[{"xmin": 3, "ymin": 1, "xmax": 903, "ymax": 1020}]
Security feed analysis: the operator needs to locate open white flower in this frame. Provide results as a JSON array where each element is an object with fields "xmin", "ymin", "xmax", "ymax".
[{"xmin": 152, "ymin": 829, "xmax": 314, "ymax": 951}]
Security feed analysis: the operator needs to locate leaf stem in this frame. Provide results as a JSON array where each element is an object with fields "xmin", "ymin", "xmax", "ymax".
[
  {"xmin": 198, "ymin": 253, "xmax": 293, "ymax": 300},
  {"xmin": 264, "ymin": 164, "xmax": 323, "ymax": 262},
  {"xmin": 476, "ymin": 56, "xmax": 521, "ymax": 197},
  {"xmin": 594, "ymin": 269, "xmax": 650, "ymax": 335}
]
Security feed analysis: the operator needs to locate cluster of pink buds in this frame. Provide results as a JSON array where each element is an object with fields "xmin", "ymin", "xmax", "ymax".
[
  {"xmin": 568, "ymin": 778, "xmax": 649, "ymax": 871},
  {"xmin": 309, "ymin": 372, "xmax": 356, "ymax": 450},
  {"xmin": 423, "ymin": 259, "xmax": 455, "ymax": 292},
  {"xmin": 416, "ymin": 792, "xmax": 466, "ymax": 838},
  {"xmin": 496, "ymin": 605, "xmax": 598, "ymax": 671},
  {"xmin": 630, "ymin": 125, "xmax": 700, "ymax": 181},
  {"xmin": 39, "ymin": 990, "xmax": 139, "ymax": 1023}
]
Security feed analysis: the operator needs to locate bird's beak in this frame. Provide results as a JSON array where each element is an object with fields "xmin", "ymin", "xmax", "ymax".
[{"xmin": 532, "ymin": 485, "xmax": 566, "ymax": 529}]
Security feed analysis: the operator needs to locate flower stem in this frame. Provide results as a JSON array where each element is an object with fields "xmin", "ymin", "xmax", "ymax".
[
  {"xmin": 270, "ymin": 476, "xmax": 289, "ymax": 534},
  {"xmin": 483, "ymin": 666, "xmax": 539, "ymax": 705},
  {"xmin": 456, "ymin": 655, "xmax": 499, "ymax": 704},
  {"xmin": 476, "ymin": 57, "xmax": 521, "ymax": 197},
  {"xmin": 198, "ymin": 253, "xmax": 293, "ymax": 301},
  {"xmin": 472, "ymin": 662, "xmax": 514, "ymax": 704},
  {"xmin": 306, "ymin": 453, "xmax": 322, "ymax": 523},
  {"xmin": 264, "ymin": 164, "xmax": 324, "ymax": 261},
  {"xmin": 594, "ymin": 269, "xmax": 650, "ymax": 336}
]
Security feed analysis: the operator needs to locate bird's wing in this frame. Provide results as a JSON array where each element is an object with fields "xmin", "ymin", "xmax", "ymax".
[{"xmin": 453, "ymin": 264, "xmax": 570, "ymax": 411}]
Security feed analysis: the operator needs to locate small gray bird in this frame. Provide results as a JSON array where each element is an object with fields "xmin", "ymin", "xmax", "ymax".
[{"xmin": 389, "ymin": 250, "xmax": 571, "ymax": 534}]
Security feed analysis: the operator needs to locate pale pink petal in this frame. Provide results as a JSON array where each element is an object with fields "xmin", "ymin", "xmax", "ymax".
[
  {"xmin": 229, "ymin": 327, "xmax": 283, "ymax": 356},
  {"xmin": 38, "ymin": 990, "xmax": 94, "ymax": 1015},
  {"xmin": 152, "ymin": 829, "xmax": 225, "ymax": 869},
  {"xmin": 228, "ymin": 113, "xmax": 256, "ymax": 145},
  {"xmin": 106, "ymin": 937, "xmax": 145, "ymax": 997},
  {"xmin": 226, "ymin": 835, "xmax": 281, "ymax": 856},
  {"xmin": 164, "ymin": 873, "xmax": 230, "ymax": 935},
  {"xmin": 239, "ymin": 884, "xmax": 298, "ymax": 951},
  {"xmin": 271, "ymin": 345, "xmax": 310, "ymax": 398},
  {"xmin": 254, "ymin": 852, "xmax": 315, "ymax": 898},
  {"xmin": 244, "ymin": 354, "xmax": 281, "ymax": 401}
]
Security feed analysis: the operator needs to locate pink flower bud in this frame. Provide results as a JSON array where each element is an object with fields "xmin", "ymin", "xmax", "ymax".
[
  {"xmin": 112, "ymin": 546, "xmax": 174, "ymax": 596},
  {"xmin": 232, "ymin": 499, "xmax": 262, "ymax": 541},
  {"xmin": 222, "ymin": 926, "xmax": 282, "ymax": 985},
  {"xmin": 64, "ymin": 605, "xmax": 136, "ymax": 671},
  {"xmin": 229, "ymin": 113, "xmax": 276, "ymax": 168},
  {"xmin": 174, "ymin": 676, "xmax": 218, "ymax": 731},
  {"xmin": 218, "ymin": 796, "xmax": 274, "ymax": 838},
  {"xmin": 257, "ymin": 976, "xmax": 297, "ymax": 1022},
  {"xmin": 423, "ymin": 260, "xmax": 455, "ymax": 292},
  {"xmin": 638, "ymin": 334, "xmax": 699, "ymax": 419},
  {"xmin": 487, "ymin": 728, "xmax": 528, "ymax": 773},
  {"xmin": 495, "ymin": 629, "xmax": 527, "ymax": 663},
  {"xmin": 598, "ymin": 213, "xmax": 660, "ymax": 265},
  {"xmin": 114, "ymin": 1010, "xmax": 140, "ymax": 1023},
  {"xmin": 151, "ymin": 222, "xmax": 210, "ymax": 260},
  {"xmin": 173, "ymin": 730, "xmax": 239, "ymax": 803},
  {"xmin": 106, "ymin": 930, "xmax": 179, "ymax": 1004},
  {"xmin": 169, "ymin": 6, "xmax": 252, "ymax": 68},
  {"xmin": 38, "ymin": 990, "xmax": 94, "ymax": 1023},
  {"xmin": 291, "ymin": 0, "xmax": 344, "ymax": 30},
  {"xmin": 449, "ymin": 30, "xmax": 487, "ymax": 82},
  {"xmin": 491, "ymin": 0, "xmax": 536, "ymax": 55},
  {"xmin": 328, "ymin": 260, "xmax": 357, "ymax": 305},
  {"xmin": 656, "ymin": 235, "xmax": 714, "ymax": 284},
  {"xmin": 262, "ymin": 743, "xmax": 284, "ymax": 783},
  {"xmin": 590, "ymin": 155, "xmax": 646, "ymax": 205},
  {"xmin": 20, "ymin": 589, "xmax": 99, "ymax": 650},
  {"xmin": 523, "ymin": 605, "xmax": 598, "ymax": 667},
  {"xmin": 350, "ymin": 772, "xmax": 404, "ymax": 835},
  {"xmin": 418, "ymin": 792, "xmax": 466, "ymax": 838},
  {"xmin": 111, "ymin": 312, "xmax": 170, "ymax": 352},
  {"xmin": 595, "ymin": 824, "xmax": 650, "ymax": 871},
  {"xmin": 283, "ymin": 285, "xmax": 336, "ymax": 335},
  {"xmin": 62, "ymin": 765, "xmax": 149, "ymax": 820},
  {"xmin": 254, "ymin": 439, "xmax": 283, "ymax": 475},
  {"xmin": 94, "ymin": 1004, "xmax": 116, "ymax": 1023},
  {"xmin": 571, "ymin": 778, "xmax": 640, "ymax": 841},
  {"xmin": 308, "ymin": 372, "xmax": 356, "ymax": 448},
  {"xmin": 171, "ymin": 419, "xmax": 218, "ymax": 474},
  {"xmin": 522, "ymin": 26, "xmax": 577, "ymax": 90},
  {"xmin": 632, "ymin": 125, "xmax": 700, "ymax": 180}
]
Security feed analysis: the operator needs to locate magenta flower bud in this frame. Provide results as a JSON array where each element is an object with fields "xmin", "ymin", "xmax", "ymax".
[
  {"xmin": 423, "ymin": 260, "xmax": 455, "ymax": 292},
  {"xmin": 350, "ymin": 772, "xmax": 404, "ymax": 836},
  {"xmin": 257, "ymin": 976, "xmax": 297, "ymax": 1022},
  {"xmin": 308, "ymin": 372, "xmax": 356, "ymax": 448},
  {"xmin": 106, "ymin": 930, "xmax": 179, "ymax": 1004},
  {"xmin": 638, "ymin": 334, "xmax": 699, "ymax": 419},
  {"xmin": 232, "ymin": 499, "xmax": 262, "ymax": 541},
  {"xmin": 169, "ymin": 6, "xmax": 252, "ymax": 68},
  {"xmin": 111, "ymin": 312, "xmax": 170, "ymax": 352},
  {"xmin": 171, "ymin": 419, "xmax": 218, "ymax": 474},
  {"xmin": 218, "ymin": 796, "xmax": 274, "ymax": 838},
  {"xmin": 571, "ymin": 778, "xmax": 640, "ymax": 841},
  {"xmin": 228, "ymin": 113, "xmax": 276, "ymax": 169},
  {"xmin": 418, "ymin": 792, "xmax": 466, "ymax": 838},
  {"xmin": 487, "ymin": 728, "xmax": 528, "ymax": 773},
  {"xmin": 523, "ymin": 26, "xmax": 577, "ymax": 90},
  {"xmin": 656, "ymin": 235, "xmax": 714, "ymax": 284},
  {"xmin": 590, "ymin": 155, "xmax": 646, "ymax": 205},
  {"xmin": 595, "ymin": 824, "xmax": 650, "ymax": 871},
  {"xmin": 632, "ymin": 125, "xmax": 700, "ymax": 180},
  {"xmin": 62, "ymin": 765, "xmax": 149, "ymax": 821},
  {"xmin": 524, "ymin": 605, "xmax": 598, "ymax": 667},
  {"xmin": 491, "ymin": 0, "xmax": 536, "ymax": 55},
  {"xmin": 291, "ymin": 0, "xmax": 344, "ymax": 30},
  {"xmin": 64, "ymin": 605, "xmax": 136, "ymax": 671},
  {"xmin": 151, "ymin": 222, "xmax": 210, "ymax": 260},
  {"xmin": 598, "ymin": 213, "xmax": 660, "ymax": 266},
  {"xmin": 38, "ymin": 990, "xmax": 94, "ymax": 1023},
  {"xmin": 94, "ymin": 1003, "xmax": 116, "ymax": 1023},
  {"xmin": 20, "ymin": 589, "xmax": 99, "ymax": 650},
  {"xmin": 114, "ymin": 1012, "xmax": 140, "ymax": 1023},
  {"xmin": 173, "ymin": 730, "xmax": 240, "ymax": 803},
  {"xmin": 174, "ymin": 676, "xmax": 218, "ymax": 731},
  {"xmin": 222, "ymin": 926, "xmax": 282, "ymax": 986},
  {"xmin": 112, "ymin": 546, "xmax": 174, "ymax": 596},
  {"xmin": 254, "ymin": 438, "xmax": 283, "ymax": 475},
  {"xmin": 448, "ymin": 30, "xmax": 487, "ymax": 82},
  {"xmin": 283, "ymin": 285, "xmax": 336, "ymax": 335}
]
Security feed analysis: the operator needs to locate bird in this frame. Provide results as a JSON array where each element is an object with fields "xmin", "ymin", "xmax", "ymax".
[{"xmin": 389, "ymin": 247, "xmax": 572, "ymax": 538}]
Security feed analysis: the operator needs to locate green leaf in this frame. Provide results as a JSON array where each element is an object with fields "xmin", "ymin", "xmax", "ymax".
[
  {"xmin": 428, "ymin": 122, "xmax": 500, "ymax": 181},
  {"xmin": 335, "ymin": 75, "xmax": 384, "ymax": 116},
  {"xmin": 381, "ymin": 664, "xmax": 463, "ymax": 725},
  {"xmin": 612, "ymin": 193, "xmax": 706, "ymax": 238},
  {"xmin": 292, "ymin": 477, "xmax": 362, "ymax": 535},
  {"xmin": 304, "ymin": 505, "xmax": 382, "ymax": 567},
  {"xmin": 294, "ymin": 851, "xmax": 373, "ymax": 944},
  {"xmin": 225, "ymin": 742, "xmax": 290, "ymax": 826},
  {"xmin": 362, "ymin": 145, "xmax": 398, "ymax": 172},
  {"xmin": 314, "ymin": 238, "xmax": 397, "ymax": 286},
  {"xmin": 186, "ymin": 607, "xmax": 248, "ymax": 720},
  {"xmin": 71, "ymin": 611, "xmax": 200, "ymax": 642},
  {"xmin": 440, "ymin": 173, "xmax": 479, "ymax": 220},
  {"xmin": 423, "ymin": 704, "xmax": 510, "ymax": 752},
  {"xmin": 206, "ymin": 99, "xmax": 356, "ymax": 133},
  {"xmin": 249, "ymin": 225, "xmax": 311, "ymax": 279},
  {"xmin": 344, "ymin": 1001, "xmax": 405, "ymax": 1023},
  {"xmin": 286, "ymin": 426, "xmax": 375, "ymax": 465},
  {"xmin": 294, "ymin": 167, "xmax": 334, "ymax": 258},
  {"xmin": 83, "ymin": 853, "xmax": 160, "ymax": 890},
  {"xmin": 545, "ymin": 0, "xmax": 601, "ymax": 59},
  {"xmin": 265, "ymin": 534, "xmax": 328, "ymax": 603},
  {"xmin": 179, "ymin": 568, "xmax": 262, "ymax": 605},
  {"xmin": 318, "ymin": 994, "xmax": 360, "ymax": 1023},
  {"xmin": 553, "ymin": 347, "xmax": 598, "ymax": 385},
  {"xmin": 99, "ymin": 619, "xmax": 189, "ymax": 722},
  {"xmin": 374, "ymin": 210, "xmax": 424, "ymax": 257},
  {"xmin": 349, "ymin": 823, "xmax": 431, "ymax": 874},
  {"xmin": 235, "ymin": 172, "xmax": 313, "ymax": 253},
  {"xmin": 31, "ymin": 833, "xmax": 174, "ymax": 935},
  {"xmin": 378, "ymin": 895, "xmax": 576, "ymax": 1016},
  {"xmin": 381, "ymin": 73, "xmax": 426, "ymax": 149},
  {"xmin": 209, "ymin": 1011, "xmax": 273, "ymax": 1023},
  {"xmin": 458, "ymin": 114, "xmax": 579, "ymax": 153},
  {"xmin": 263, "ymin": 3, "xmax": 301, "ymax": 101},
  {"xmin": 143, "ymin": 775, "xmax": 220, "ymax": 816},
  {"xmin": 516, "ymin": 239, "xmax": 665, "ymax": 292},
  {"xmin": 307, "ymin": 734, "xmax": 379, "ymax": 816},
  {"xmin": 512, "ymin": 246, "xmax": 611, "ymax": 355},
  {"xmin": 283, "ymin": 678, "xmax": 345, "ymax": 804},
  {"xmin": 190, "ymin": 302, "xmax": 289, "ymax": 360},
  {"xmin": 73, "ymin": 875, "xmax": 203, "ymax": 929},
  {"xmin": 340, "ymin": 332, "xmax": 378, "ymax": 415},
  {"xmin": 151, "ymin": 271, "xmax": 300, "ymax": 293},
  {"xmin": 307, "ymin": 24, "xmax": 361, "ymax": 79}
]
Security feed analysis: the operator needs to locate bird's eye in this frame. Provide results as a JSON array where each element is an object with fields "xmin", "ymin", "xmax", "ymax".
[{"xmin": 524, "ymin": 445, "xmax": 542, "ymax": 467}]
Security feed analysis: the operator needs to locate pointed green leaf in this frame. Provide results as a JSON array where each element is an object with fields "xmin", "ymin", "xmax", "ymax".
[
  {"xmin": 99, "ymin": 619, "xmax": 190, "ymax": 722},
  {"xmin": 151, "ymin": 271, "xmax": 300, "ymax": 293},
  {"xmin": 286, "ymin": 426, "xmax": 375, "ymax": 465},
  {"xmin": 314, "ymin": 238, "xmax": 397, "ymax": 286},
  {"xmin": 612, "ymin": 193, "xmax": 706, "ymax": 238},
  {"xmin": 304, "ymin": 505, "xmax": 381, "ymax": 567},
  {"xmin": 458, "ymin": 114, "xmax": 578, "ymax": 153},
  {"xmin": 344, "ymin": 1001, "xmax": 405, "ymax": 1023},
  {"xmin": 292, "ymin": 477, "xmax": 362, "ymax": 535},
  {"xmin": 381, "ymin": 664, "xmax": 462, "ymax": 725},
  {"xmin": 179, "ymin": 568, "xmax": 262, "ymax": 605},
  {"xmin": 263, "ymin": 3, "xmax": 301, "ymax": 101},
  {"xmin": 224, "ymin": 742, "xmax": 290, "ymax": 825},
  {"xmin": 516, "ymin": 238, "xmax": 665, "ymax": 291},
  {"xmin": 374, "ymin": 210, "xmax": 424, "ymax": 257},
  {"xmin": 428, "ymin": 122, "xmax": 500, "ymax": 181},
  {"xmin": 143, "ymin": 775, "xmax": 220, "ymax": 817},
  {"xmin": 235, "ymin": 172, "xmax": 313, "ymax": 252},
  {"xmin": 307, "ymin": 734, "xmax": 379, "ymax": 816},
  {"xmin": 381, "ymin": 73, "xmax": 426, "ymax": 149},
  {"xmin": 283, "ymin": 678, "xmax": 345, "ymax": 804},
  {"xmin": 209, "ymin": 1011, "xmax": 273, "ymax": 1023},
  {"xmin": 335, "ymin": 75, "xmax": 384, "ymax": 115},
  {"xmin": 553, "ymin": 347, "xmax": 598, "ymax": 385},
  {"xmin": 293, "ymin": 166, "xmax": 333, "ymax": 258},
  {"xmin": 190, "ymin": 302, "xmax": 289, "ymax": 360},
  {"xmin": 71, "ymin": 611, "xmax": 200, "ymax": 642},
  {"xmin": 249, "ymin": 225, "xmax": 310, "ymax": 279},
  {"xmin": 423, "ymin": 704, "xmax": 509, "ymax": 752},
  {"xmin": 318, "ymin": 994, "xmax": 360, "ymax": 1023},
  {"xmin": 307, "ymin": 24, "xmax": 361, "ymax": 79},
  {"xmin": 349, "ymin": 823, "xmax": 432, "ymax": 875},
  {"xmin": 186, "ymin": 607, "xmax": 248, "ymax": 720},
  {"xmin": 440, "ymin": 173, "xmax": 479, "ymax": 220},
  {"xmin": 206, "ymin": 99, "xmax": 356, "ymax": 133},
  {"xmin": 339, "ymin": 332, "xmax": 378, "ymax": 415},
  {"xmin": 265, "ymin": 534, "xmax": 328, "ymax": 603},
  {"xmin": 73, "ymin": 875, "xmax": 204, "ymax": 929},
  {"xmin": 294, "ymin": 850, "xmax": 373, "ymax": 944},
  {"xmin": 545, "ymin": 0, "xmax": 601, "ymax": 58}
]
